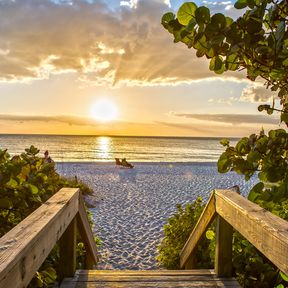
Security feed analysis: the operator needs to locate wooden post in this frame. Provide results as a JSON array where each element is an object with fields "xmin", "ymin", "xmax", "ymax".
[
  {"xmin": 184, "ymin": 253, "xmax": 197, "ymax": 269},
  {"xmin": 215, "ymin": 215, "xmax": 233, "ymax": 277},
  {"xmin": 59, "ymin": 217, "xmax": 77, "ymax": 281}
]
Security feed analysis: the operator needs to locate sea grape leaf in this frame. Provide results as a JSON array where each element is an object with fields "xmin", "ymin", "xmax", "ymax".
[
  {"xmin": 220, "ymin": 138, "xmax": 229, "ymax": 147},
  {"xmin": 217, "ymin": 153, "xmax": 232, "ymax": 173},
  {"xmin": 0, "ymin": 198, "xmax": 13, "ymax": 209},
  {"xmin": 248, "ymin": 182, "xmax": 264, "ymax": 201},
  {"xmin": 234, "ymin": 0, "xmax": 248, "ymax": 9},
  {"xmin": 279, "ymin": 271, "xmax": 288, "ymax": 282},
  {"xmin": 177, "ymin": 2, "xmax": 197, "ymax": 26},
  {"xmin": 195, "ymin": 6, "xmax": 210, "ymax": 25}
]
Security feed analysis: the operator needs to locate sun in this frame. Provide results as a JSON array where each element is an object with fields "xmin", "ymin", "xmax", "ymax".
[{"xmin": 91, "ymin": 99, "xmax": 118, "ymax": 122}]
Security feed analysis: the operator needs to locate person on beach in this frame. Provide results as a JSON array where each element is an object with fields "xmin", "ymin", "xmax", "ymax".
[{"xmin": 44, "ymin": 150, "xmax": 53, "ymax": 163}]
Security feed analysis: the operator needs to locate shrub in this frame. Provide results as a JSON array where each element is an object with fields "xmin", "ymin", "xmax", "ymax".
[{"xmin": 0, "ymin": 146, "xmax": 97, "ymax": 287}]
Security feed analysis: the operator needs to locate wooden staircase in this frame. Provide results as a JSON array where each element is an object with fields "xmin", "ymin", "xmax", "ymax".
[
  {"xmin": 60, "ymin": 269, "xmax": 240, "ymax": 287},
  {"xmin": 1, "ymin": 188, "xmax": 288, "ymax": 288}
]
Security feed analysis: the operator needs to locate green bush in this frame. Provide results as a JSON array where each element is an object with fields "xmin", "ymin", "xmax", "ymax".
[
  {"xmin": 157, "ymin": 197, "xmax": 286, "ymax": 287},
  {"xmin": 0, "ymin": 146, "xmax": 97, "ymax": 287},
  {"xmin": 157, "ymin": 198, "xmax": 214, "ymax": 269}
]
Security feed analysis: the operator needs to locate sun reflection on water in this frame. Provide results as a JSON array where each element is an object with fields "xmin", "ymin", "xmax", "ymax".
[{"xmin": 96, "ymin": 136, "xmax": 111, "ymax": 161}]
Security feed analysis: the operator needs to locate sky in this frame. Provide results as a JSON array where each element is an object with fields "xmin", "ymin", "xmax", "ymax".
[{"xmin": 0, "ymin": 0, "xmax": 283, "ymax": 137}]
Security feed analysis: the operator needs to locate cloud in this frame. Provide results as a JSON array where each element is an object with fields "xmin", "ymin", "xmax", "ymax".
[
  {"xmin": 0, "ymin": 114, "xmax": 101, "ymax": 126},
  {"xmin": 208, "ymin": 96, "xmax": 238, "ymax": 105},
  {"xmin": 0, "ymin": 0, "xmax": 244, "ymax": 86},
  {"xmin": 171, "ymin": 113, "xmax": 279, "ymax": 125},
  {"xmin": 240, "ymin": 83, "xmax": 277, "ymax": 102}
]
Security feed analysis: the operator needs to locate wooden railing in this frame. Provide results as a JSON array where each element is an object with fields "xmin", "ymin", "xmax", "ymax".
[
  {"xmin": 180, "ymin": 189, "xmax": 288, "ymax": 276},
  {"xmin": 0, "ymin": 188, "xmax": 98, "ymax": 288}
]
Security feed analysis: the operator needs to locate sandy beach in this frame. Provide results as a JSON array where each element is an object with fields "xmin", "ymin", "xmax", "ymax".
[{"xmin": 58, "ymin": 162, "xmax": 257, "ymax": 270}]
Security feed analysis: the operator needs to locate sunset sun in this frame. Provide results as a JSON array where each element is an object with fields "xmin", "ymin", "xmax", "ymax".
[{"xmin": 91, "ymin": 99, "xmax": 118, "ymax": 122}]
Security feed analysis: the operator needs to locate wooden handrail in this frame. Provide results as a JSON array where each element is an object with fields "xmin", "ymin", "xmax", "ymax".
[
  {"xmin": 180, "ymin": 189, "xmax": 288, "ymax": 276},
  {"xmin": 0, "ymin": 188, "xmax": 98, "ymax": 288},
  {"xmin": 180, "ymin": 191, "xmax": 217, "ymax": 269}
]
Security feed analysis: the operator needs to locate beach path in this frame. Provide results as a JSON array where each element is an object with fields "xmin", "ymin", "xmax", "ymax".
[{"xmin": 58, "ymin": 162, "xmax": 257, "ymax": 270}]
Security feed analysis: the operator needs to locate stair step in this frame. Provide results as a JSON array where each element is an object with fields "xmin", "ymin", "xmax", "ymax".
[{"xmin": 60, "ymin": 269, "xmax": 240, "ymax": 287}]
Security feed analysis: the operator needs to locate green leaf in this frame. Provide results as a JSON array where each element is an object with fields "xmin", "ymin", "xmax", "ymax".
[
  {"xmin": 5, "ymin": 178, "xmax": 18, "ymax": 189},
  {"xmin": 248, "ymin": 182, "xmax": 264, "ymax": 201},
  {"xmin": 0, "ymin": 198, "xmax": 13, "ymax": 209},
  {"xmin": 247, "ymin": 0, "xmax": 255, "ymax": 8},
  {"xmin": 281, "ymin": 113, "xmax": 288, "ymax": 123},
  {"xmin": 28, "ymin": 184, "xmax": 39, "ymax": 195},
  {"xmin": 211, "ymin": 13, "xmax": 226, "ymax": 30},
  {"xmin": 226, "ymin": 54, "xmax": 239, "ymax": 71},
  {"xmin": 206, "ymin": 230, "xmax": 215, "ymax": 240},
  {"xmin": 217, "ymin": 153, "xmax": 232, "ymax": 173},
  {"xmin": 234, "ymin": 0, "xmax": 248, "ymax": 9},
  {"xmin": 258, "ymin": 104, "xmax": 270, "ymax": 112},
  {"xmin": 279, "ymin": 271, "xmax": 288, "ymax": 282},
  {"xmin": 209, "ymin": 56, "xmax": 224, "ymax": 73},
  {"xmin": 161, "ymin": 12, "xmax": 175, "ymax": 29},
  {"xmin": 278, "ymin": 87, "xmax": 288, "ymax": 98},
  {"xmin": 195, "ymin": 6, "xmax": 210, "ymax": 25},
  {"xmin": 283, "ymin": 57, "xmax": 288, "ymax": 66},
  {"xmin": 177, "ymin": 2, "xmax": 197, "ymax": 26},
  {"xmin": 220, "ymin": 138, "xmax": 230, "ymax": 147}
]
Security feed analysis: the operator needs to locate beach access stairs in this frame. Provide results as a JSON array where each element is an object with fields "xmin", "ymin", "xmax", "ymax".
[{"xmin": 0, "ymin": 188, "xmax": 288, "ymax": 287}]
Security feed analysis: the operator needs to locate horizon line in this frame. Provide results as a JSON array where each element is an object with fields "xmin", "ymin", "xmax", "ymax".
[{"xmin": 0, "ymin": 133, "xmax": 241, "ymax": 139}]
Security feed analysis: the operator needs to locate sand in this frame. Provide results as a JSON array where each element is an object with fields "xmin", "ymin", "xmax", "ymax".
[{"xmin": 58, "ymin": 162, "xmax": 257, "ymax": 270}]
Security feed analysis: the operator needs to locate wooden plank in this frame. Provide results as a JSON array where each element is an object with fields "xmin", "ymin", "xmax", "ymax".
[
  {"xmin": 215, "ymin": 216, "xmax": 233, "ymax": 277},
  {"xmin": 215, "ymin": 189, "xmax": 288, "ymax": 275},
  {"xmin": 61, "ymin": 270, "xmax": 240, "ymax": 288},
  {"xmin": 75, "ymin": 269, "xmax": 215, "ymax": 276},
  {"xmin": 59, "ymin": 218, "xmax": 77, "ymax": 280},
  {"xmin": 180, "ymin": 191, "xmax": 217, "ymax": 269},
  {"xmin": 77, "ymin": 196, "xmax": 99, "ymax": 267},
  {"xmin": 0, "ymin": 188, "xmax": 80, "ymax": 288},
  {"xmin": 64, "ymin": 274, "xmax": 223, "ymax": 282},
  {"xmin": 72, "ymin": 281, "xmax": 238, "ymax": 288}
]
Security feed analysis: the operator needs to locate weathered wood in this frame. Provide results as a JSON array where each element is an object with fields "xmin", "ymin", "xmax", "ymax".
[
  {"xmin": 0, "ymin": 188, "xmax": 80, "ymax": 288},
  {"xmin": 180, "ymin": 191, "xmax": 217, "ymax": 269},
  {"xmin": 215, "ymin": 189, "xmax": 288, "ymax": 275},
  {"xmin": 76, "ymin": 196, "xmax": 98, "ymax": 267},
  {"xmin": 60, "ymin": 269, "xmax": 240, "ymax": 288},
  {"xmin": 59, "ymin": 218, "xmax": 77, "ymax": 281},
  {"xmin": 215, "ymin": 216, "xmax": 233, "ymax": 277}
]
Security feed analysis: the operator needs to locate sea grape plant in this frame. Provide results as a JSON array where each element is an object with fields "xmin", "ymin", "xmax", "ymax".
[
  {"xmin": 161, "ymin": 0, "xmax": 288, "ymax": 122},
  {"xmin": 160, "ymin": 1, "xmax": 288, "ymax": 286}
]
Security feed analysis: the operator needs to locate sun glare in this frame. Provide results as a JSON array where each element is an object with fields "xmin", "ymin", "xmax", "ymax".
[{"xmin": 91, "ymin": 99, "xmax": 118, "ymax": 122}]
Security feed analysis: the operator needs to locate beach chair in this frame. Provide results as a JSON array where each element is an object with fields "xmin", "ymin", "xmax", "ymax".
[
  {"xmin": 121, "ymin": 158, "xmax": 134, "ymax": 168},
  {"xmin": 115, "ymin": 158, "xmax": 122, "ymax": 167},
  {"xmin": 115, "ymin": 158, "xmax": 134, "ymax": 168}
]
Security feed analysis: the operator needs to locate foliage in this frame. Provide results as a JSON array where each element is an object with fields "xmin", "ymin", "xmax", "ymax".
[
  {"xmin": 0, "ymin": 146, "xmax": 96, "ymax": 287},
  {"xmin": 218, "ymin": 130, "xmax": 288, "ymax": 218},
  {"xmin": 157, "ymin": 199, "xmax": 284, "ymax": 287},
  {"xmin": 161, "ymin": 1, "xmax": 288, "ymax": 286},
  {"xmin": 161, "ymin": 0, "xmax": 288, "ymax": 123},
  {"xmin": 157, "ymin": 198, "xmax": 214, "ymax": 269}
]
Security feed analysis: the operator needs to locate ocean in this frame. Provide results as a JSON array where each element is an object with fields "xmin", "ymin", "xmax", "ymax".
[{"xmin": 0, "ymin": 134, "xmax": 238, "ymax": 162}]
